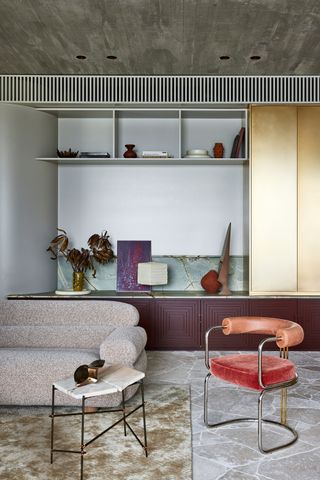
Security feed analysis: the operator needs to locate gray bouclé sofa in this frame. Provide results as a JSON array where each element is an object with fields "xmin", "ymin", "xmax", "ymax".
[{"xmin": 0, "ymin": 300, "xmax": 147, "ymax": 406}]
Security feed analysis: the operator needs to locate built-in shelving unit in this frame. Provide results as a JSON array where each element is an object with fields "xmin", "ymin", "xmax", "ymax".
[
  {"xmin": 33, "ymin": 104, "xmax": 250, "ymax": 260},
  {"xmin": 0, "ymin": 101, "xmax": 249, "ymax": 301},
  {"xmin": 37, "ymin": 107, "xmax": 248, "ymax": 164}
]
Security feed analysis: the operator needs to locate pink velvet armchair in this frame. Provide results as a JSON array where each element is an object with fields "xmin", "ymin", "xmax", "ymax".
[{"xmin": 204, "ymin": 316, "xmax": 304, "ymax": 453}]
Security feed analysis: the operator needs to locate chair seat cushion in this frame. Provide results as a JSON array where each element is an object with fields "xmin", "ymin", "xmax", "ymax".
[{"xmin": 210, "ymin": 354, "xmax": 296, "ymax": 391}]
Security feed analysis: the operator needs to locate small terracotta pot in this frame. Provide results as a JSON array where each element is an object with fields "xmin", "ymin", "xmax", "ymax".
[
  {"xmin": 201, "ymin": 270, "xmax": 222, "ymax": 294},
  {"xmin": 213, "ymin": 143, "xmax": 224, "ymax": 158}
]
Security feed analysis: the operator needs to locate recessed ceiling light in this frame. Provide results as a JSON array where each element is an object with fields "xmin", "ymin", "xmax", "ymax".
[
  {"xmin": 76, "ymin": 55, "xmax": 86, "ymax": 60},
  {"xmin": 106, "ymin": 55, "xmax": 117, "ymax": 60},
  {"xmin": 219, "ymin": 55, "xmax": 230, "ymax": 60},
  {"xmin": 250, "ymin": 55, "xmax": 261, "ymax": 60}
]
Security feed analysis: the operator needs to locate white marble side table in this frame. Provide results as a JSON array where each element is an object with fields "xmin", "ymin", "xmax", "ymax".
[{"xmin": 50, "ymin": 365, "xmax": 148, "ymax": 480}]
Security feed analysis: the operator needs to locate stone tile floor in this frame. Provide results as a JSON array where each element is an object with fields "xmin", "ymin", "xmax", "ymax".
[{"xmin": 145, "ymin": 351, "xmax": 320, "ymax": 480}]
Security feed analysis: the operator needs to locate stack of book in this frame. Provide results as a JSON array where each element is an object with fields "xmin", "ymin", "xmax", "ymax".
[
  {"xmin": 230, "ymin": 128, "xmax": 245, "ymax": 158},
  {"xmin": 79, "ymin": 152, "xmax": 110, "ymax": 158},
  {"xmin": 142, "ymin": 150, "xmax": 169, "ymax": 158}
]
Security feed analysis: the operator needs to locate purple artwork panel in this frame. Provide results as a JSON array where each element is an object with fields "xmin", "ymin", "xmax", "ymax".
[{"xmin": 116, "ymin": 240, "xmax": 152, "ymax": 291}]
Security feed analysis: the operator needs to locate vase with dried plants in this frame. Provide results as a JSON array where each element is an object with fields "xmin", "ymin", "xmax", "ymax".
[{"xmin": 47, "ymin": 228, "xmax": 114, "ymax": 291}]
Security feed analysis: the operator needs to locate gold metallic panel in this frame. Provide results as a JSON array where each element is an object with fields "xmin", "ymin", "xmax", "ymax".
[
  {"xmin": 298, "ymin": 107, "xmax": 320, "ymax": 292},
  {"xmin": 251, "ymin": 106, "xmax": 297, "ymax": 293}
]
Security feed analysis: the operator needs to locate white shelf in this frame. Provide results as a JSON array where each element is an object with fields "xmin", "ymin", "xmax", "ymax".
[
  {"xmin": 40, "ymin": 107, "xmax": 248, "ymax": 161},
  {"xmin": 37, "ymin": 157, "xmax": 248, "ymax": 166}
]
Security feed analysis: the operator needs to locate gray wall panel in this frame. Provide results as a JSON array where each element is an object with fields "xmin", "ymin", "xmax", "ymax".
[{"xmin": 0, "ymin": 104, "xmax": 58, "ymax": 297}]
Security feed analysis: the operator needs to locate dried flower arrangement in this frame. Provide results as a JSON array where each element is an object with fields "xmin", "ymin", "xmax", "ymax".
[{"xmin": 47, "ymin": 228, "xmax": 114, "ymax": 277}]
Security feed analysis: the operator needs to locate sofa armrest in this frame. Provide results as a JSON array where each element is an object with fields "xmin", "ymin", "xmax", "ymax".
[{"xmin": 99, "ymin": 326, "xmax": 147, "ymax": 366}]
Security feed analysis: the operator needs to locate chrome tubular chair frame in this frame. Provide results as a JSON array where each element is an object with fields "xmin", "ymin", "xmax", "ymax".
[{"xmin": 204, "ymin": 326, "xmax": 298, "ymax": 454}]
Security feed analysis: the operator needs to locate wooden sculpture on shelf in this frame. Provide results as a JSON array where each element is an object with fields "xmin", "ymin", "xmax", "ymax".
[
  {"xmin": 217, "ymin": 222, "xmax": 231, "ymax": 295},
  {"xmin": 200, "ymin": 222, "xmax": 231, "ymax": 295}
]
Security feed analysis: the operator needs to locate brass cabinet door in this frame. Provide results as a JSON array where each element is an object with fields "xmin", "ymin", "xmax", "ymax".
[
  {"xmin": 298, "ymin": 106, "xmax": 320, "ymax": 292},
  {"xmin": 250, "ymin": 106, "xmax": 298, "ymax": 294}
]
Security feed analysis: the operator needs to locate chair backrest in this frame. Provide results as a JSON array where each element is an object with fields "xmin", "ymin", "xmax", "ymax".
[{"xmin": 222, "ymin": 316, "xmax": 304, "ymax": 349}]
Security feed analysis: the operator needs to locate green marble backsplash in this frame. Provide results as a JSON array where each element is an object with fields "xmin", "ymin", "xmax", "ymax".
[{"xmin": 58, "ymin": 256, "xmax": 249, "ymax": 292}]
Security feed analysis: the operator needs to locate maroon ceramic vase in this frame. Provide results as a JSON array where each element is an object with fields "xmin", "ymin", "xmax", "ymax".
[
  {"xmin": 201, "ymin": 269, "xmax": 222, "ymax": 294},
  {"xmin": 123, "ymin": 144, "xmax": 137, "ymax": 158}
]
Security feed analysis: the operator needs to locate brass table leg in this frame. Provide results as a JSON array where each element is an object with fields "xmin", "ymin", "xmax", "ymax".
[{"xmin": 280, "ymin": 347, "xmax": 289, "ymax": 425}]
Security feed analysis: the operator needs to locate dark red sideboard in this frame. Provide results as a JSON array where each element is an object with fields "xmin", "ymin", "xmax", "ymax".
[{"xmin": 107, "ymin": 297, "xmax": 319, "ymax": 351}]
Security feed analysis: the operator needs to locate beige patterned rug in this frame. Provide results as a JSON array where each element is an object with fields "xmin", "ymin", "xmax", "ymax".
[{"xmin": 0, "ymin": 384, "xmax": 191, "ymax": 480}]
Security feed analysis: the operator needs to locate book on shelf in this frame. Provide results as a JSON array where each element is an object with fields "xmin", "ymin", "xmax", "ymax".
[
  {"xmin": 230, "ymin": 135, "xmax": 239, "ymax": 158},
  {"xmin": 235, "ymin": 127, "xmax": 245, "ymax": 158},
  {"xmin": 79, "ymin": 152, "xmax": 110, "ymax": 158},
  {"xmin": 142, "ymin": 150, "xmax": 169, "ymax": 158}
]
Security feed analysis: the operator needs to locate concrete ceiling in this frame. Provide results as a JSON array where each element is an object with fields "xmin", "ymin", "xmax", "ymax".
[{"xmin": 0, "ymin": 0, "xmax": 320, "ymax": 76}]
